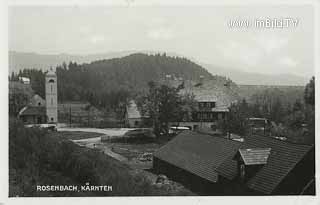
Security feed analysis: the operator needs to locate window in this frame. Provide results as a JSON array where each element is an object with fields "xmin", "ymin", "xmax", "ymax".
[
  {"xmin": 51, "ymin": 98, "xmax": 53, "ymax": 105},
  {"xmin": 49, "ymin": 79, "xmax": 55, "ymax": 83},
  {"xmin": 202, "ymin": 113, "xmax": 207, "ymax": 119},
  {"xmin": 211, "ymin": 102, "xmax": 216, "ymax": 108},
  {"xmin": 38, "ymin": 102, "xmax": 41, "ymax": 106},
  {"xmin": 51, "ymin": 117, "xmax": 54, "ymax": 122}
]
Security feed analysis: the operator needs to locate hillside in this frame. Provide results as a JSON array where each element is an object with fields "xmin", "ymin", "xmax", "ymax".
[
  {"xmin": 238, "ymin": 85, "xmax": 305, "ymax": 106},
  {"xmin": 14, "ymin": 53, "xmax": 231, "ymax": 109},
  {"xmin": 201, "ymin": 63, "xmax": 309, "ymax": 86},
  {"xmin": 57, "ymin": 53, "xmax": 213, "ymax": 99},
  {"xmin": 9, "ymin": 51, "xmax": 309, "ymax": 86}
]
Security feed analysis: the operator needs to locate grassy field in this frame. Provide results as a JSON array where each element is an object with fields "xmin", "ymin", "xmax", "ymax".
[
  {"xmin": 50, "ymin": 130, "xmax": 194, "ymax": 195},
  {"xmin": 9, "ymin": 119, "xmax": 194, "ymax": 196}
]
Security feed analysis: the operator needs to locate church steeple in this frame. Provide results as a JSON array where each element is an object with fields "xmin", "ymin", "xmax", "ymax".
[{"xmin": 45, "ymin": 68, "xmax": 58, "ymax": 123}]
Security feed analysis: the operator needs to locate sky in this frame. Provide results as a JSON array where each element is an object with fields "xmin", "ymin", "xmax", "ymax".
[{"xmin": 9, "ymin": 5, "xmax": 315, "ymax": 77}]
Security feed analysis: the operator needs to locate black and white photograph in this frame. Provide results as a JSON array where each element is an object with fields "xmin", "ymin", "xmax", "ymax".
[{"xmin": 2, "ymin": 0, "xmax": 319, "ymax": 202}]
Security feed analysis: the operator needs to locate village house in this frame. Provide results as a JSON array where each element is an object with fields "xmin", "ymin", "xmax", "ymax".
[
  {"xmin": 18, "ymin": 94, "xmax": 47, "ymax": 124},
  {"xmin": 58, "ymin": 101, "xmax": 104, "ymax": 125},
  {"xmin": 9, "ymin": 80, "xmax": 34, "ymax": 115},
  {"xmin": 125, "ymin": 100, "xmax": 142, "ymax": 128},
  {"xmin": 153, "ymin": 131, "xmax": 315, "ymax": 195},
  {"xmin": 17, "ymin": 69, "xmax": 58, "ymax": 124},
  {"xmin": 164, "ymin": 75, "xmax": 239, "ymax": 132},
  {"xmin": 124, "ymin": 100, "xmax": 150, "ymax": 128}
]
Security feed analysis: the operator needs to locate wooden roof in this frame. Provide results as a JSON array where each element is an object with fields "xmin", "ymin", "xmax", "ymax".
[
  {"xmin": 242, "ymin": 135, "xmax": 313, "ymax": 194},
  {"xmin": 238, "ymin": 148, "xmax": 271, "ymax": 165},
  {"xmin": 153, "ymin": 131, "xmax": 241, "ymax": 183},
  {"xmin": 126, "ymin": 100, "xmax": 141, "ymax": 119},
  {"xmin": 18, "ymin": 106, "xmax": 46, "ymax": 116},
  {"xmin": 154, "ymin": 131, "xmax": 313, "ymax": 194}
]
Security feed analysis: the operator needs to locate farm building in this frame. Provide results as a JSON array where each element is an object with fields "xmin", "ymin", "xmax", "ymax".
[
  {"xmin": 125, "ymin": 100, "xmax": 148, "ymax": 128},
  {"xmin": 153, "ymin": 131, "xmax": 314, "ymax": 195},
  {"xmin": 18, "ymin": 94, "xmax": 47, "ymax": 124},
  {"xmin": 58, "ymin": 101, "xmax": 104, "ymax": 125}
]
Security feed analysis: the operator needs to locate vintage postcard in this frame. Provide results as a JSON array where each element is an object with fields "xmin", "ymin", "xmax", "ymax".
[{"xmin": 3, "ymin": 0, "xmax": 319, "ymax": 204}]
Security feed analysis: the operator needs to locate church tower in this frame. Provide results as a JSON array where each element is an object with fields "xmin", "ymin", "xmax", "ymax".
[{"xmin": 45, "ymin": 68, "xmax": 58, "ymax": 123}]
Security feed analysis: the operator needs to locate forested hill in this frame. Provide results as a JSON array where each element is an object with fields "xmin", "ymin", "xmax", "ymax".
[
  {"xmin": 13, "ymin": 53, "xmax": 231, "ymax": 108},
  {"xmin": 81, "ymin": 52, "xmax": 212, "ymax": 88},
  {"xmin": 57, "ymin": 53, "xmax": 214, "ymax": 101}
]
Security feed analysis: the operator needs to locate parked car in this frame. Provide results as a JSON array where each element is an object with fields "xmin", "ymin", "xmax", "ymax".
[{"xmin": 169, "ymin": 126, "xmax": 190, "ymax": 134}]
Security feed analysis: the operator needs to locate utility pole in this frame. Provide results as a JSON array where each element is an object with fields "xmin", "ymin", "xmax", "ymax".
[{"xmin": 69, "ymin": 107, "xmax": 71, "ymax": 127}]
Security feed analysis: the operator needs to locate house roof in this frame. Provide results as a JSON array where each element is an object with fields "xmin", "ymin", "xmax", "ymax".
[
  {"xmin": 242, "ymin": 135, "xmax": 313, "ymax": 194},
  {"xmin": 153, "ymin": 131, "xmax": 241, "ymax": 183},
  {"xmin": 19, "ymin": 106, "xmax": 46, "ymax": 116},
  {"xmin": 126, "ymin": 100, "xmax": 141, "ymax": 119},
  {"xmin": 238, "ymin": 148, "xmax": 271, "ymax": 165},
  {"xmin": 154, "ymin": 131, "xmax": 313, "ymax": 194},
  {"xmin": 179, "ymin": 79, "xmax": 239, "ymax": 108}
]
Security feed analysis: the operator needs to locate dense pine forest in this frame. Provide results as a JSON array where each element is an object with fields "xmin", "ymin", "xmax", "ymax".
[{"xmin": 10, "ymin": 53, "xmax": 222, "ymax": 109}]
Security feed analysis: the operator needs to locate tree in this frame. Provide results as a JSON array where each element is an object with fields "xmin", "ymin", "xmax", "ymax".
[
  {"xmin": 304, "ymin": 76, "xmax": 315, "ymax": 144},
  {"xmin": 220, "ymin": 99, "xmax": 250, "ymax": 136},
  {"xmin": 141, "ymin": 81, "xmax": 193, "ymax": 137},
  {"xmin": 304, "ymin": 76, "xmax": 315, "ymax": 106}
]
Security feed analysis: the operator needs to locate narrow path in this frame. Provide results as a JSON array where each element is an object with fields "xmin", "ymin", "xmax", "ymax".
[
  {"xmin": 71, "ymin": 135, "xmax": 128, "ymax": 162},
  {"xmin": 58, "ymin": 127, "xmax": 136, "ymax": 137}
]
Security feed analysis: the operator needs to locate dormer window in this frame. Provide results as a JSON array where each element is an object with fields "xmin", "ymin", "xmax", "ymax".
[{"xmin": 235, "ymin": 148, "xmax": 271, "ymax": 182}]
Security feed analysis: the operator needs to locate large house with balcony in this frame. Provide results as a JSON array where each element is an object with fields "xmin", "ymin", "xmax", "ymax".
[{"xmin": 167, "ymin": 76, "xmax": 240, "ymax": 132}]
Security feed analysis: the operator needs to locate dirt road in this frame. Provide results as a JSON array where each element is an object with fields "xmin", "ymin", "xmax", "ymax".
[{"xmin": 58, "ymin": 127, "xmax": 135, "ymax": 137}]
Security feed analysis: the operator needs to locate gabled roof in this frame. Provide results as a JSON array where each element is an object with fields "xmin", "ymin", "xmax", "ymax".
[
  {"xmin": 154, "ymin": 131, "xmax": 313, "ymax": 194},
  {"xmin": 242, "ymin": 135, "xmax": 313, "ymax": 194},
  {"xmin": 19, "ymin": 106, "xmax": 46, "ymax": 116},
  {"xmin": 238, "ymin": 148, "xmax": 271, "ymax": 165},
  {"xmin": 179, "ymin": 79, "xmax": 240, "ymax": 107},
  {"xmin": 153, "ymin": 131, "xmax": 241, "ymax": 182},
  {"xmin": 126, "ymin": 100, "xmax": 141, "ymax": 119}
]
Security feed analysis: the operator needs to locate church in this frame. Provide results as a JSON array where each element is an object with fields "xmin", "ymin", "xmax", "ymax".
[{"xmin": 18, "ymin": 69, "xmax": 58, "ymax": 124}]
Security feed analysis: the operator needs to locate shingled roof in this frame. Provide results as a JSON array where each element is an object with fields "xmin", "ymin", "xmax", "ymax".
[
  {"xmin": 153, "ymin": 131, "xmax": 241, "ymax": 183},
  {"xmin": 242, "ymin": 135, "xmax": 313, "ymax": 194},
  {"xmin": 126, "ymin": 100, "xmax": 141, "ymax": 119},
  {"xmin": 239, "ymin": 148, "xmax": 271, "ymax": 165},
  {"xmin": 19, "ymin": 106, "xmax": 46, "ymax": 116},
  {"xmin": 154, "ymin": 131, "xmax": 313, "ymax": 194}
]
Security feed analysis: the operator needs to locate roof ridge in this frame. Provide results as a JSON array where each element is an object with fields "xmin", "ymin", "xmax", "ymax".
[{"xmin": 248, "ymin": 134, "xmax": 314, "ymax": 147}]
